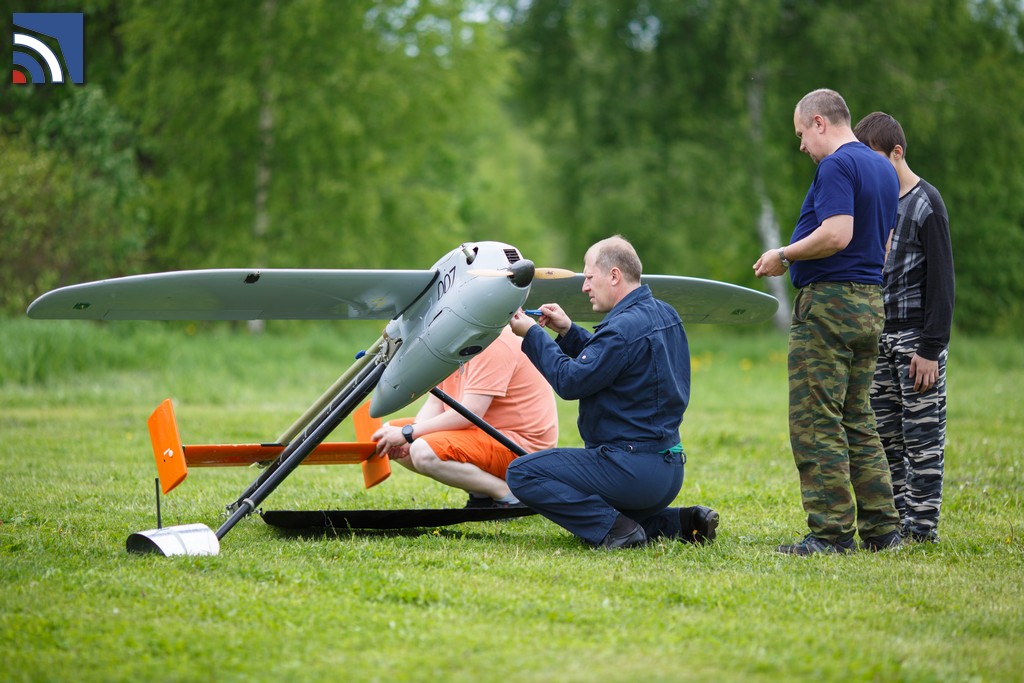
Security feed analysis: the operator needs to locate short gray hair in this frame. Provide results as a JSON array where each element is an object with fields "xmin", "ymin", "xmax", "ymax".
[
  {"xmin": 796, "ymin": 88, "xmax": 851, "ymax": 127},
  {"xmin": 587, "ymin": 235, "xmax": 642, "ymax": 283}
]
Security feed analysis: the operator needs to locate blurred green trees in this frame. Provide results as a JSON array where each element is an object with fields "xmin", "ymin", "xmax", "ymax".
[
  {"xmin": 0, "ymin": 87, "xmax": 147, "ymax": 313},
  {"xmin": 3, "ymin": 0, "xmax": 1022, "ymax": 332},
  {"xmin": 508, "ymin": 0, "xmax": 1024, "ymax": 332}
]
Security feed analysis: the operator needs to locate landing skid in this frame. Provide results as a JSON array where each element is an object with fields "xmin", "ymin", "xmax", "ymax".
[{"xmin": 261, "ymin": 506, "xmax": 534, "ymax": 531}]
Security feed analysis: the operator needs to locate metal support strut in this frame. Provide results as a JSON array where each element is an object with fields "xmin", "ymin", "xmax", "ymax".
[
  {"xmin": 215, "ymin": 360, "xmax": 386, "ymax": 540},
  {"xmin": 429, "ymin": 387, "xmax": 527, "ymax": 457}
]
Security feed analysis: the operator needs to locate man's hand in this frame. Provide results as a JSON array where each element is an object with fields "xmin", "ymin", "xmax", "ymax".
[
  {"xmin": 513, "ymin": 303, "xmax": 571, "ymax": 337},
  {"xmin": 371, "ymin": 424, "xmax": 411, "ymax": 459},
  {"xmin": 509, "ymin": 309, "xmax": 537, "ymax": 337},
  {"xmin": 909, "ymin": 353, "xmax": 939, "ymax": 393},
  {"xmin": 753, "ymin": 249, "xmax": 788, "ymax": 278}
]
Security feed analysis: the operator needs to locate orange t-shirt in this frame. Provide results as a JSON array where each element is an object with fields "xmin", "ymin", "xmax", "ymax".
[{"xmin": 437, "ymin": 326, "xmax": 558, "ymax": 453}]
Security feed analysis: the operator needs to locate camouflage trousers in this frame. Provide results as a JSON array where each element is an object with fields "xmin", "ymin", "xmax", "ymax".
[
  {"xmin": 788, "ymin": 282, "xmax": 900, "ymax": 542},
  {"xmin": 871, "ymin": 327, "xmax": 947, "ymax": 536}
]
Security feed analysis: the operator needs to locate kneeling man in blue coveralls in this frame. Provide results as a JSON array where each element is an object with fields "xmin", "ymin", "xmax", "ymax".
[{"xmin": 507, "ymin": 235, "xmax": 718, "ymax": 549}]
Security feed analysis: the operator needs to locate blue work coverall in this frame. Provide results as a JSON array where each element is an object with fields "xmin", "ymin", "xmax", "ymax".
[{"xmin": 506, "ymin": 285, "xmax": 691, "ymax": 545}]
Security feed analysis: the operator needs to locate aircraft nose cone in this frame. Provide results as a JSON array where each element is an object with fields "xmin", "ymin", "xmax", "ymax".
[{"xmin": 509, "ymin": 259, "xmax": 535, "ymax": 288}]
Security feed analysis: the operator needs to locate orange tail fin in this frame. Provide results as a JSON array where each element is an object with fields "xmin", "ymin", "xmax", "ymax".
[
  {"xmin": 148, "ymin": 398, "xmax": 188, "ymax": 494},
  {"xmin": 354, "ymin": 401, "xmax": 390, "ymax": 488},
  {"xmin": 353, "ymin": 401, "xmax": 382, "ymax": 441}
]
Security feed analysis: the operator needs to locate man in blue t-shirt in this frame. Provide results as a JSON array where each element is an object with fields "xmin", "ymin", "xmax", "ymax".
[{"xmin": 754, "ymin": 88, "xmax": 902, "ymax": 555}]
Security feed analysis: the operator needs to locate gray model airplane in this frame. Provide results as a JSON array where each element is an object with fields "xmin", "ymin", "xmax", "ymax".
[{"xmin": 28, "ymin": 240, "xmax": 778, "ymax": 555}]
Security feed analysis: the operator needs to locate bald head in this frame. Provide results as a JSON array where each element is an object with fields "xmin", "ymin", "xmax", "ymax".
[
  {"xmin": 793, "ymin": 88, "xmax": 857, "ymax": 163},
  {"xmin": 582, "ymin": 235, "xmax": 643, "ymax": 313},
  {"xmin": 795, "ymin": 88, "xmax": 851, "ymax": 128},
  {"xmin": 585, "ymin": 235, "xmax": 643, "ymax": 284}
]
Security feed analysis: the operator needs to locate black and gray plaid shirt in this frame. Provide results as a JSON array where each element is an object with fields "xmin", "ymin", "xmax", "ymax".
[{"xmin": 881, "ymin": 179, "xmax": 955, "ymax": 360}]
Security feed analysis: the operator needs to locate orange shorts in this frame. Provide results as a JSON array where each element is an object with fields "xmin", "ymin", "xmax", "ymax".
[{"xmin": 389, "ymin": 419, "xmax": 518, "ymax": 479}]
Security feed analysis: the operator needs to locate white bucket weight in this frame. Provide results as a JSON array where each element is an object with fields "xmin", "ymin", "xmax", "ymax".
[{"xmin": 126, "ymin": 523, "xmax": 220, "ymax": 556}]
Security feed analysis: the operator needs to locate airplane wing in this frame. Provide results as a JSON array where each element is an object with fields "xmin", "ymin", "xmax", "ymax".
[
  {"xmin": 27, "ymin": 268, "xmax": 777, "ymax": 325},
  {"xmin": 26, "ymin": 269, "xmax": 436, "ymax": 321},
  {"xmin": 527, "ymin": 274, "xmax": 779, "ymax": 325}
]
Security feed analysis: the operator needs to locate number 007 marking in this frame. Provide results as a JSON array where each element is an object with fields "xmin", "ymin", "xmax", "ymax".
[{"xmin": 436, "ymin": 266, "xmax": 457, "ymax": 300}]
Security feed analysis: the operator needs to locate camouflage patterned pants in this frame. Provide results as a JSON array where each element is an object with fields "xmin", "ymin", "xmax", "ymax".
[
  {"xmin": 789, "ymin": 282, "xmax": 900, "ymax": 542},
  {"xmin": 871, "ymin": 328, "xmax": 947, "ymax": 536}
]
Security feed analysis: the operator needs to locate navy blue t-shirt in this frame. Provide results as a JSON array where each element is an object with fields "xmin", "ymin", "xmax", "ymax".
[{"xmin": 788, "ymin": 141, "xmax": 898, "ymax": 288}]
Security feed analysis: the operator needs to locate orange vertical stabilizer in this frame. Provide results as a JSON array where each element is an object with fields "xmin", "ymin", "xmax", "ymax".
[
  {"xmin": 352, "ymin": 401, "xmax": 382, "ymax": 441},
  {"xmin": 148, "ymin": 398, "xmax": 188, "ymax": 494},
  {"xmin": 355, "ymin": 401, "xmax": 390, "ymax": 488}
]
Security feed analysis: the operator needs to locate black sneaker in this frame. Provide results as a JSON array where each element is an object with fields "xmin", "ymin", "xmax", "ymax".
[
  {"xmin": 690, "ymin": 506, "xmax": 719, "ymax": 545},
  {"xmin": 902, "ymin": 521, "xmax": 940, "ymax": 543},
  {"xmin": 904, "ymin": 528, "xmax": 940, "ymax": 544},
  {"xmin": 777, "ymin": 533, "xmax": 855, "ymax": 556},
  {"xmin": 861, "ymin": 529, "xmax": 904, "ymax": 552},
  {"xmin": 600, "ymin": 514, "xmax": 648, "ymax": 550}
]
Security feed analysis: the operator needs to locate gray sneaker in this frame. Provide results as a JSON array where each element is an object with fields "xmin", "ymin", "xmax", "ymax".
[
  {"xmin": 464, "ymin": 494, "xmax": 494, "ymax": 509},
  {"xmin": 464, "ymin": 494, "xmax": 526, "ymax": 510}
]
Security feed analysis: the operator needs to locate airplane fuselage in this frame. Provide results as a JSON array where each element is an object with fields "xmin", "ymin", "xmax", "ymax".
[{"xmin": 368, "ymin": 241, "xmax": 534, "ymax": 417}]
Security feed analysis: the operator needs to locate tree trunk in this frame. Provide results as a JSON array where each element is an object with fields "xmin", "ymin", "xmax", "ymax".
[
  {"xmin": 747, "ymin": 73, "xmax": 791, "ymax": 331},
  {"xmin": 248, "ymin": 0, "xmax": 275, "ymax": 335}
]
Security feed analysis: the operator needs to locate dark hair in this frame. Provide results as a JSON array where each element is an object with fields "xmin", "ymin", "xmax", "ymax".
[
  {"xmin": 796, "ymin": 88, "xmax": 851, "ymax": 127},
  {"xmin": 853, "ymin": 111, "xmax": 907, "ymax": 156}
]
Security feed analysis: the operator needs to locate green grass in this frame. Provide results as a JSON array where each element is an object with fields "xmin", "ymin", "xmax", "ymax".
[{"xmin": 1, "ymin": 319, "xmax": 1022, "ymax": 682}]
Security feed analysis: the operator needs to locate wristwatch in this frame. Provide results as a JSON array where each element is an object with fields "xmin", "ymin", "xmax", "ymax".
[
  {"xmin": 401, "ymin": 423, "xmax": 416, "ymax": 444},
  {"xmin": 777, "ymin": 247, "xmax": 791, "ymax": 269}
]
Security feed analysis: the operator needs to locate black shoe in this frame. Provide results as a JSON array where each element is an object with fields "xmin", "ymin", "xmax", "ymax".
[
  {"xmin": 777, "ymin": 533, "xmax": 855, "ymax": 556},
  {"xmin": 906, "ymin": 530, "xmax": 939, "ymax": 544},
  {"xmin": 902, "ymin": 523, "xmax": 940, "ymax": 544},
  {"xmin": 676, "ymin": 505, "xmax": 719, "ymax": 544},
  {"xmin": 690, "ymin": 505, "xmax": 719, "ymax": 545},
  {"xmin": 600, "ymin": 514, "xmax": 648, "ymax": 550},
  {"xmin": 861, "ymin": 529, "xmax": 904, "ymax": 552}
]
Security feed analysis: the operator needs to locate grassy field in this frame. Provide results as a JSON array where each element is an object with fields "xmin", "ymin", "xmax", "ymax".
[{"xmin": 1, "ymin": 319, "xmax": 1022, "ymax": 682}]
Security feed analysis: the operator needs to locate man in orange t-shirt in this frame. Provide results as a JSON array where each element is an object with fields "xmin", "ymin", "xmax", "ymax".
[{"xmin": 372, "ymin": 326, "xmax": 558, "ymax": 508}]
